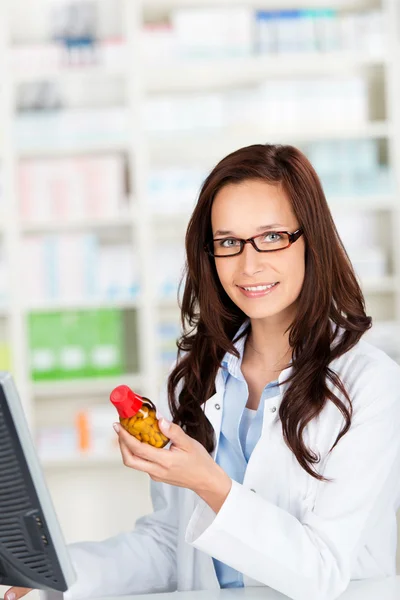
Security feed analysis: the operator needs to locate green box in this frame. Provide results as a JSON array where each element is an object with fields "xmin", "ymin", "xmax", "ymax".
[{"xmin": 28, "ymin": 309, "xmax": 127, "ymax": 381}]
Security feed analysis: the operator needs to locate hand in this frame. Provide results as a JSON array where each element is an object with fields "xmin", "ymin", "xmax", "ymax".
[
  {"xmin": 5, "ymin": 587, "xmax": 32, "ymax": 600},
  {"xmin": 113, "ymin": 417, "xmax": 232, "ymax": 513}
]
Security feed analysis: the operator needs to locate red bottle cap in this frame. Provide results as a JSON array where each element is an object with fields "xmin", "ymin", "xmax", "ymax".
[{"xmin": 110, "ymin": 385, "xmax": 143, "ymax": 419}]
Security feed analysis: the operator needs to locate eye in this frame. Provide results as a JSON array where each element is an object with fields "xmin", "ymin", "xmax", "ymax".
[
  {"xmin": 219, "ymin": 238, "xmax": 240, "ymax": 248},
  {"xmin": 263, "ymin": 232, "xmax": 282, "ymax": 242}
]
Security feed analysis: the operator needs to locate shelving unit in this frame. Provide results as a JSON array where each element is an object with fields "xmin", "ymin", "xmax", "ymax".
[{"xmin": 0, "ymin": 0, "xmax": 399, "ymax": 565}]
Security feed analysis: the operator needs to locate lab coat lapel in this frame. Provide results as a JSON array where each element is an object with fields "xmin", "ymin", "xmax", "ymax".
[{"xmin": 203, "ymin": 367, "xmax": 225, "ymax": 460}]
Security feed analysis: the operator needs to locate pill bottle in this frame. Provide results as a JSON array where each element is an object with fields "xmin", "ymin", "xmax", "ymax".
[{"xmin": 110, "ymin": 385, "xmax": 169, "ymax": 448}]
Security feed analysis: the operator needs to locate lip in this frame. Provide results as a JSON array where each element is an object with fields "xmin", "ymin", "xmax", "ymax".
[{"xmin": 237, "ymin": 282, "xmax": 279, "ymax": 299}]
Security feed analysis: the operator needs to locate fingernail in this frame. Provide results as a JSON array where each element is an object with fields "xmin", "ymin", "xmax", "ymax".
[
  {"xmin": 113, "ymin": 423, "xmax": 120, "ymax": 433},
  {"xmin": 7, "ymin": 593, "xmax": 16, "ymax": 600},
  {"xmin": 160, "ymin": 418, "xmax": 171, "ymax": 432}
]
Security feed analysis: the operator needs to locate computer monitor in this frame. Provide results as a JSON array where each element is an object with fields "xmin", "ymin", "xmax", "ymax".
[{"xmin": 0, "ymin": 371, "xmax": 76, "ymax": 592}]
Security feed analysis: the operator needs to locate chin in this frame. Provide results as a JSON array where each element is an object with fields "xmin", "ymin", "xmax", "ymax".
[{"xmin": 234, "ymin": 300, "xmax": 283, "ymax": 320}]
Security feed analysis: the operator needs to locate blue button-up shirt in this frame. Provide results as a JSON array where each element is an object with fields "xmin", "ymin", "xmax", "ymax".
[{"xmin": 212, "ymin": 328, "xmax": 280, "ymax": 588}]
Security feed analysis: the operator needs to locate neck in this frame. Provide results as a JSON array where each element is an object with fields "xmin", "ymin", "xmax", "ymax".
[{"xmin": 244, "ymin": 317, "xmax": 293, "ymax": 373}]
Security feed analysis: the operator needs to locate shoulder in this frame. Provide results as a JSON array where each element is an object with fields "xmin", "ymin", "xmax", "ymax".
[{"xmin": 330, "ymin": 336, "xmax": 400, "ymax": 417}]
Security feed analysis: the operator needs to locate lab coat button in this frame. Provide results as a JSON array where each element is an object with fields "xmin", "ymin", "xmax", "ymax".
[
  {"xmin": 270, "ymin": 406, "xmax": 277, "ymax": 413},
  {"xmin": 215, "ymin": 403, "xmax": 221, "ymax": 410}
]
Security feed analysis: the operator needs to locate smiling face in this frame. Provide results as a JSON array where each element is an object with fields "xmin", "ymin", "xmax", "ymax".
[{"xmin": 211, "ymin": 179, "xmax": 306, "ymax": 323}]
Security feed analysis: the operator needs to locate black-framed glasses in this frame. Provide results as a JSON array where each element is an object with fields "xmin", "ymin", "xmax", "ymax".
[{"xmin": 204, "ymin": 228, "xmax": 304, "ymax": 257}]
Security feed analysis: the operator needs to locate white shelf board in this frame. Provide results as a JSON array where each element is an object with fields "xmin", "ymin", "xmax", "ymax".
[
  {"xmin": 150, "ymin": 197, "xmax": 397, "ymax": 221},
  {"xmin": 32, "ymin": 372, "xmax": 144, "ymax": 399},
  {"xmin": 41, "ymin": 453, "xmax": 123, "ymax": 470},
  {"xmin": 21, "ymin": 216, "xmax": 132, "ymax": 234},
  {"xmin": 328, "ymin": 196, "xmax": 397, "ymax": 211},
  {"xmin": 17, "ymin": 140, "xmax": 129, "ymax": 159},
  {"xmin": 146, "ymin": 52, "xmax": 386, "ymax": 93},
  {"xmin": 13, "ymin": 65, "xmax": 126, "ymax": 85},
  {"xmin": 143, "ymin": 0, "xmax": 379, "ymax": 10},
  {"xmin": 149, "ymin": 121, "xmax": 391, "ymax": 162},
  {"xmin": 24, "ymin": 298, "xmax": 142, "ymax": 312}
]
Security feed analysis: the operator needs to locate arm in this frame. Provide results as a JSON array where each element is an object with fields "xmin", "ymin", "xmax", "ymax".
[
  {"xmin": 42, "ymin": 378, "xmax": 180, "ymax": 600},
  {"xmin": 185, "ymin": 366, "xmax": 400, "ymax": 600},
  {"xmin": 60, "ymin": 479, "xmax": 179, "ymax": 600}
]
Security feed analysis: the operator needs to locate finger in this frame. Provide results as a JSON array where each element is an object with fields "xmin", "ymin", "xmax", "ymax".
[
  {"xmin": 158, "ymin": 419, "xmax": 191, "ymax": 450},
  {"xmin": 5, "ymin": 587, "xmax": 32, "ymax": 600},
  {"xmin": 118, "ymin": 438, "xmax": 160, "ymax": 476},
  {"xmin": 114, "ymin": 423, "xmax": 166, "ymax": 464}
]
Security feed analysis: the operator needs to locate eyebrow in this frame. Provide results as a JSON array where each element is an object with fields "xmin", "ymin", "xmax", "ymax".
[{"xmin": 213, "ymin": 224, "xmax": 286, "ymax": 237}]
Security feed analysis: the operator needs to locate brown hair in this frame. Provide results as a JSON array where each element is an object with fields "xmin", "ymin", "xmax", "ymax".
[{"xmin": 167, "ymin": 143, "xmax": 372, "ymax": 482}]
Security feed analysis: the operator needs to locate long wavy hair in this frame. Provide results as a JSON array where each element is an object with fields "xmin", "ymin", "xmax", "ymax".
[{"xmin": 167, "ymin": 143, "xmax": 372, "ymax": 482}]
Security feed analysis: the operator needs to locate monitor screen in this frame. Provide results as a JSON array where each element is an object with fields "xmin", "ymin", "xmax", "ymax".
[{"xmin": 0, "ymin": 371, "xmax": 76, "ymax": 592}]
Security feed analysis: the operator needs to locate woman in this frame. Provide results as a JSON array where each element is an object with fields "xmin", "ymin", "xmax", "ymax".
[{"xmin": 8, "ymin": 144, "xmax": 400, "ymax": 600}]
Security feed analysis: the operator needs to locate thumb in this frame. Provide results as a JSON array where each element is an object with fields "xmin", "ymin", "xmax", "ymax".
[
  {"xmin": 158, "ymin": 418, "xmax": 189, "ymax": 448},
  {"xmin": 5, "ymin": 587, "xmax": 32, "ymax": 600}
]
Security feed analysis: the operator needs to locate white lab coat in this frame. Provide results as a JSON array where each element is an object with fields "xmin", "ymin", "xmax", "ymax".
[{"xmin": 49, "ymin": 336, "xmax": 400, "ymax": 600}]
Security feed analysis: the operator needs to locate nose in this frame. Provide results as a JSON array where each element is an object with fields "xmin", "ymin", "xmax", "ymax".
[{"xmin": 239, "ymin": 241, "xmax": 264, "ymax": 276}]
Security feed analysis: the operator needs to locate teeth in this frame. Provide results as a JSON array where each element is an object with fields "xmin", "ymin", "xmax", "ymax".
[{"xmin": 243, "ymin": 283, "xmax": 277, "ymax": 292}]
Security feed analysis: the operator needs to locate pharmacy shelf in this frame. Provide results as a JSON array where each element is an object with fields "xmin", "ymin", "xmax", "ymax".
[
  {"xmin": 24, "ymin": 298, "xmax": 142, "ymax": 312},
  {"xmin": 149, "ymin": 121, "xmax": 391, "ymax": 162},
  {"xmin": 41, "ymin": 454, "xmax": 123, "ymax": 470},
  {"xmin": 146, "ymin": 52, "xmax": 387, "ymax": 93},
  {"xmin": 2, "ymin": 0, "xmax": 400, "ymax": 548},
  {"xmin": 21, "ymin": 216, "xmax": 132, "ymax": 234},
  {"xmin": 31, "ymin": 373, "xmax": 144, "ymax": 399}
]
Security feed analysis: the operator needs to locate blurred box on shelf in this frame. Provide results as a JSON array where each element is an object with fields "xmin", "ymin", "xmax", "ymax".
[
  {"xmin": 97, "ymin": 242, "xmax": 140, "ymax": 301},
  {"xmin": 146, "ymin": 92, "xmax": 224, "ymax": 133},
  {"xmin": 15, "ymin": 107, "xmax": 128, "ymax": 152},
  {"xmin": 155, "ymin": 242, "xmax": 186, "ymax": 299},
  {"xmin": 22, "ymin": 234, "xmax": 139, "ymax": 303},
  {"xmin": 19, "ymin": 155, "xmax": 127, "ymax": 222},
  {"xmin": 258, "ymin": 77, "xmax": 368, "ymax": 128},
  {"xmin": 36, "ymin": 404, "xmax": 119, "ymax": 461},
  {"xmin": 147, "ymin": 167, "xmax": 205, "ymax": 214},
  {"xmin": 142, "ymin": 8, "xmax": 384, "ymax": 61},
  {"xmin": 305, "ymin": 140, "xmax": 393, "ymax": 198},
  {"xmin": 27, "ymin": 308, "xmax": 139, "ymax": 381},
  {"xmin": 171, "ymin": 7, "xmax": 253, "ymax": 59},
  {"xmin": 157, "ymin": 319, "xmax": 180, "ymax": 374},
  {"xmin": 255, "ymin": 9, "xmax": 383, "ymax": 56},
  {"xmin": 142, "ymin": 23, "xmax": 177, "ymax": 62},
  {"xmin": 145, "ymin": 76, "xmax": 369, "ymax": 133},
  {"xmin": 12, "ymin": 40, "xmax": 126, "ymax": 73},
  {"xmin": 36, "ymin": 425, "xmax": 78, "ymax": 461},
  {"xmin": 76, "ymin": 405, "xmax": 119, "ymax": 456}
]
